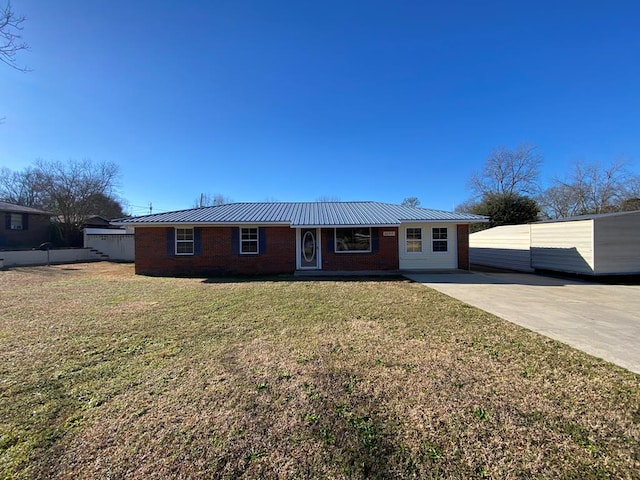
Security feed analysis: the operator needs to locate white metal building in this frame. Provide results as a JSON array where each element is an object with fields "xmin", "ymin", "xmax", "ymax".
[
  {"xmin": 468, "ymin": 224, "xmax": 533, "ymax": 272},
  {"xmin": 470, "ymin": 210, "xmax": 640, "ymax": 275}
]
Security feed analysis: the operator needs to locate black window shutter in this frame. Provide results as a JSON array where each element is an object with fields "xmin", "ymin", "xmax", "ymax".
[
  {"xmin": 327, "ymin": 229, "xmax": 334, "ymax": 253},
  {"xmin": 371, "ymin": 228, "xmax": 379, "ymax": 253},
  {"xmin": 231, "ymin": 227, "xmax": 239, "ymax": 254},
  {"xmin": 22, "ymin": 214, "xmax": 29, "ymax": 230},
  {"xmin": 194, "ymin": 228, "xmax": 202, "ymax": 255},
  {"xmin": 5, "ymin": 214, "xmax": 11, "ymax": 230},
  {"xmin": 259, "ymin": 227, "xmax": 266, "ymax": 254},
  {"xmin": 166, "ymin": 228, "xmax": 175, "ymax": 256}
]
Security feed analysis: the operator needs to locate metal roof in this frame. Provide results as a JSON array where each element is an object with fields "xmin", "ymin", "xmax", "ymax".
[
  {"xmin": 113, "ymin": 202, "xmax": 488, "ymax": 227},
  {"xmin": 535, "ymin": 209, "xmax": 640, "ymax": 223}
]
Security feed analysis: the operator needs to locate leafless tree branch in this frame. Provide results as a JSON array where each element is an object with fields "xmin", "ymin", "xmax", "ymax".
[
  {"xmin": 468, "ymin": 144, "xmax": 542, "ymax": 198},
  {"xmin": 0, "ymin": 1, "xmax": 29, "ymax": 71}
]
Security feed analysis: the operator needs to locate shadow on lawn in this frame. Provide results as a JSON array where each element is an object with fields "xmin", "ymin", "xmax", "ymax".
[{"xmin": 300, "ymin": 369, "xmax": 399, "ymax": 479}]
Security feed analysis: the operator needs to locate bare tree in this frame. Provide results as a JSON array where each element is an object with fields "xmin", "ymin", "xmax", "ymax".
[
  {"xmin": 2, "ymin": 159, "xmax": 122, "ymax": 245},
  {"xmin": 539, "ymin": 159, "xmax": 638, "ymax": 218},
  {"xmin": 194, "ymin": 192, "xmax": 231, "ymax": 207},
  {"xmin": 1, "ymin": 1, "xmax": 29, "ymax": 71},
  {"xmin": 469, "ymin": 144, "xmax": 542, "ymax": 198},
  {"xmin": 401, "ymin": 197, "xmax": 420, "ymax": 208},
  {"xmin": 622, "ymin": 174, "xmax": 640, "ymax": 209},
  {"xmin": 536, "ymin": 184, "xmax": 581, "ymax": 219},
  {"xmin": 0, "ymin": 166, "xmax": 48, "ymax": 207}
]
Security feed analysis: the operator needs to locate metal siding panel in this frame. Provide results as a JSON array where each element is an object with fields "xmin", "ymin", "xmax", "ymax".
[
  {"xmin": 531, "ymin": 220, "xmax": 594, "ymax": 274},
  {"xmin": 469, "ymin": 225, "xmax": 533, "ymax": 272},
  {"xmin": 593, "ymin": 211, "xmax": 640, "ymax": 274}
]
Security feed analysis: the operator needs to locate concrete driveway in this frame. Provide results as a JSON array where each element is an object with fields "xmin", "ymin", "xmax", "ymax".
[{"xmin": 404, "ymin": 271, "xmax": 640, "ymax": 374}]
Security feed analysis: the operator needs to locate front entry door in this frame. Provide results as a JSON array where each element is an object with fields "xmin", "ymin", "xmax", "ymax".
[{"xmin": 298, "ymin": 228, "xmax": 321, "ymax": 269}]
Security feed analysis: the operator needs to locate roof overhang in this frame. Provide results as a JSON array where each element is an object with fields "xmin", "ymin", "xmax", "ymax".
[{"xmin": 292, "ymin": 223, "xmax": 399, "ymax": 228}]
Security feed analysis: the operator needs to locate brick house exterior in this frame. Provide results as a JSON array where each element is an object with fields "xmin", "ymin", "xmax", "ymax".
[
  {"xmin": 0, "ymin": 201, "xmax": 53, "ymax": 249},
  {"xmin": 115, "ymin": 202, "xmax": 487, "ymax": 277}
]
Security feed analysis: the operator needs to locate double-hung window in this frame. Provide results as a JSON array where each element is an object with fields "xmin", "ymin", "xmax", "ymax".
[
  {"xmin": 240, "ymin": 227, "xmax": 259, "ymax": 254},
  {"xmin": 175, "ymin": 227, "xmax": 194, "ymax": 255},
  {"xmin": 335, "ymin": 227, "xmax": 371, "ymax": 253},
  {"xmin": 432, "ymin": 227, "xmax": 448, "ymax": 252},
  {"xmin": 10, "ymin": 214, "xmax": 23, "ymax": 230},
  {"xmin": 406, "ymin": 227, "xmax": 422, "ymax": 253}
]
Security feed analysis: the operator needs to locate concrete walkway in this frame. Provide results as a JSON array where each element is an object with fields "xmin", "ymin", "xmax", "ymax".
[{"xmin": 404, "ymin": 271, "xmax": 640, "ymax": 374}]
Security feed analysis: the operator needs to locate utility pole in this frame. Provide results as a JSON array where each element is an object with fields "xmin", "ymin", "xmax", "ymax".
[{"xmin": 149, "ymin": 202, "xmax": 153, "ymax": 215}]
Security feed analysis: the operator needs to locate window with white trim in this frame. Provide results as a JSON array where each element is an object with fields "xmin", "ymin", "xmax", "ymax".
[
  {"xmin": 432, "ymin": 227, "xmax": 448, "ymax": 252},
  {"xmin": 406, "ymin": 227, "xmax": 422, "ymax": 253},
  {"xmin": 175, "ymin": 227, "xmax": 194, "ymax": 255},
  {"xmin": 10, "ymin": 214, "xmax": 23, "ymax": 230},
  {"xmin": 240, "ymin": 227, "xmax": 259, "ymax": 254},
  {"xmin": 335, "ymin": 227, "xmax": 371, "ymax": 253}
]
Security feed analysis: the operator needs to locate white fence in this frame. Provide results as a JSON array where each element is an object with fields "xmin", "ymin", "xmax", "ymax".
[
  {"xmin": 84, "ymin": 228, "xmax": 135, "ymax": 261},
  {"xmin": 0, "ymin": 248, "xmax": 101, "ymax": 268}
]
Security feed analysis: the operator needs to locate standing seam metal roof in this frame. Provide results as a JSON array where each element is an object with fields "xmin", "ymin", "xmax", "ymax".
[{"xmin": 114, "ymin": 202, "xmax": 488, "ymax": 226}]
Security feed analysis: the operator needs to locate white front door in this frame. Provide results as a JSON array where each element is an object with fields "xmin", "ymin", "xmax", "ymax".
[{"xmin": 297, "ymin": 228, "xmax": 321, "ymax": 269}]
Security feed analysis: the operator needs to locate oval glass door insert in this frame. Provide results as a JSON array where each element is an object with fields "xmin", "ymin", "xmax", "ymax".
[{"xmin": 302, "ymin": 230, "xmax": 316, "ymax": 263}]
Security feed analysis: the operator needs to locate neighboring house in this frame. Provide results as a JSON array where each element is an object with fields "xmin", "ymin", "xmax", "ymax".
[
  {"xmin": 469, "ymin": 210, "xmax": 640, "ymax": 275},
  {"xmin": 0, "ymin": 201, "xmax": 53, "ymax": 249},
  {"xmin": 83, "ymin": 215, "xmax": 119, "ymax": 229},
  {"xmin": 113, "ymin": 201, "xmax": 488, "ymax": 276}
]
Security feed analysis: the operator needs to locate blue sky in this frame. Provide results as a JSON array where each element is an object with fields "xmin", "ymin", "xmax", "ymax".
[{"xmin": 1, "ymin": 1, "xmax": 639, "ymax": 215}]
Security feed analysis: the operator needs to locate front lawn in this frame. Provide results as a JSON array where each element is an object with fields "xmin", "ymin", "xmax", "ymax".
[{"xmin": 1, "ymin": 263, "xmax": 638, "ymax": 479}]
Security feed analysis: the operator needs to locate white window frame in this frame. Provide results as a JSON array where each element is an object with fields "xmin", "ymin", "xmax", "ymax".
[
  {"xmin": 405, "ymin": 227, "xmax": 423, "ymax": 253},
  {"xmin": 431, "ymin": 227, "xmax": 448, "ymax": 253},
  {"xmin": 10, "ymin": 213, "xmax": 23, "ymax": 230},
  {"xmin": 334, "ymin": 227, "xmax": 372, "ymax": 253},
  {"xmin": 175, "ymin": 227, "xmax": 194, "ymax": 255},
  {"xmin": 240, "ymin": 227, "xmax": 259, "ymax": 255}
]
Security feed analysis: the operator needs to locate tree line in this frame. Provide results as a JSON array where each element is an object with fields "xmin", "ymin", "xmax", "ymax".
[
  {"xmin": 1, "ymin": 159, "xmax": 124, "ymax": 246},
  {"xmin": 457, "ymin": 144, "xmax": 640, "ymax": 231}
]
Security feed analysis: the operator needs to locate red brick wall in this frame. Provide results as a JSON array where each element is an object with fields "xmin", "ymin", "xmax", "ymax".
[
  {"xmin": 135, "ymin": 226, "xmax": 296, "ymax": 276},
  {"xmin": 0, "ymin": 213, "xmax": 51, "ymax": 248},
  {"xmin": 457, "ymin": 224, "xmax": 470, "ymax": 270},
  {"xmin": 135, "ymin": 225, "xmax": 401, "ymax": 276},
  {"xmin": 320, "ymin": 227, "xmax": 399, "ymax": 271}
]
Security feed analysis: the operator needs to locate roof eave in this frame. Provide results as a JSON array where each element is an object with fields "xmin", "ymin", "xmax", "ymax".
[{"xmin": 293, "ymin": 223, "xmax": 399, "ymax": 228}]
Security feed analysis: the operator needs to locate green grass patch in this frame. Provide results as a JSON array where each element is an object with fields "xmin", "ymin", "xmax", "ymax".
[{"xmin": 1, "ymin": 262, "xmax": 639, "ymax": 479}]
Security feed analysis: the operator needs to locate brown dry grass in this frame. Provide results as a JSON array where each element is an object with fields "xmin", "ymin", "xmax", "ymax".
[{"xmin": 1, "ymin": 262, "xmax": 639, "ymax": 479}]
